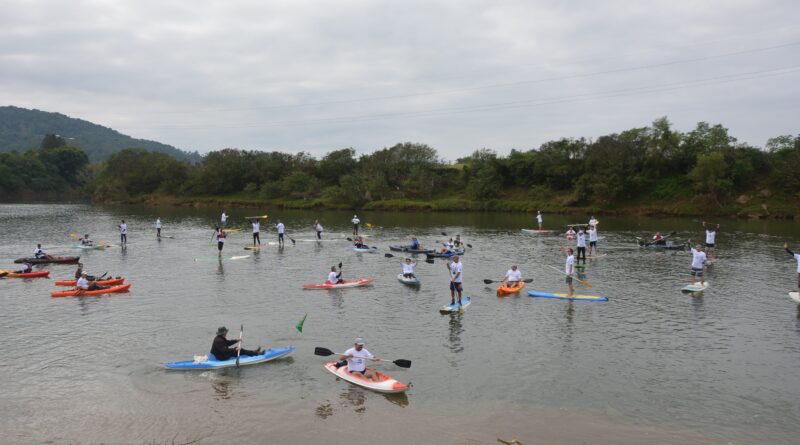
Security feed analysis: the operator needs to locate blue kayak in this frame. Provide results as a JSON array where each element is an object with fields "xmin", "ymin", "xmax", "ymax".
[
  {"xmin": 426, "ymin": 249, "xmax": 465, "ymax": 258},
  {"xmin": 439, "ymin": 296, "xmax": 471, "ymax": 313},
  {"xmin": 162, "ymin": 345, "xmax": 295, "ymax": 370},
  {"xmin": 528, "ymin": 291, "xmax": 608, "ymax": 302},
  {"xmin": 353, "ymin": 247, "xmax": 376, "ymax": 253}
]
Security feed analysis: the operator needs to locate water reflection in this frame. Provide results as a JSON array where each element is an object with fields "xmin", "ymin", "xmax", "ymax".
[
  {"xmin": 447, "ymin": 313, "xmax": 464, "ymax": 354},
  {"xmin": 216, "ymin": 257, "xmax": 224, "ymax": 276},
  {"xmin": 315, "ymin": 401, "xmax": 333, "ymax": 419},
  {"xmin": 339, "ymin": 386, "xmax": 367, "ymax": 413}
]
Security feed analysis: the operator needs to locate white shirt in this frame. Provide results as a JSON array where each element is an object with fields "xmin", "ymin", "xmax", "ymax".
[
  {"xmin": 794, "ymin": 253, "xmax": 800, "ymax": 273},
  {"xmin": 588, "ymin": 228, "xmax": 598, "ymax": 242},
  {"xmin": 536, "ymin": 214, "xmax": 542, "ymax": 223},
  {"xmin": 691, "ymin": 248, "xmax": 707, "ymax": 269},
  {"xmin": 76, "ymin": 277, "xmax": 90, "ymax": 290},
  {"xmin": 315, "ymin": 223, "xmax": 323, "ymax": 232},
  {"xmin": 352, "ymin": 217, "xmax": 360, "ymax": 225},
  {"xmin": 402, "ymin": 262, "xmax": 416, "ymax": 274},
  {"xmin": 449, "ymin": 261, "xmax": 463, "ymax": 283},
  {"xmin": 276, "ymin": 223, "xmax": 285, "ymax": 234},
  {"xmin": 565, "ymin": 255, "xmax": 574, "ymax": 275},
  {"xmin": 576, "ymin": 232, "xmax": 586, "ymax": 248},
  {"xmin": 119, "ymin": 223, "xmax": 127, "ymax": 234},
  {"xmin": 327, "ymin": 271, "xmax": 339, "ymax": 284},
  {"xmin": 344, "ymin": 347, "xmax": 373, "ymax": 372},
  {"xmin": 155, "ymin": 219, "xmax": 161, "ymax": 229},
  {"xmin": 705, "ymin": 230, "xmax": 716, "ymax": 244},
  {"xmin": 34, "ymin": 248, "xmax": 44, "ymax": 258},
  {"xmin": 506, "ymin": 269, "xmax": 522, "ymax": 281},
  {"xmin": 252, "ymin": 222, "xmax": 260, "ymax": 233},
  {"xmin": 566, "ymin": 229, "xmax": 576, "ymax": 236},
  {"xmin": 589, "ymin": 218, "xmax": 598, "ymax": 226},
  {"xmin": 81, "ymin": 238, "xmax": 91, "ymax": 245},
  {"xmin": 221, "ymin": 213, "xmax": 227, "ymax": 223}
]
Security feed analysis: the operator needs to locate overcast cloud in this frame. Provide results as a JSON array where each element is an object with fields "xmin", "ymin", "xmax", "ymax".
[{"xmin": 0, "ymin": 0, "xmax": 798, "ymax": 159}]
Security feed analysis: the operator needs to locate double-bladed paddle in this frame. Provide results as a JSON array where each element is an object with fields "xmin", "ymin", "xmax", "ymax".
[
  {"xmin": 313, "ymin": 347, "xmax": 411, "ymax": 368},
  {"xmin": 483, "ymin": 278, "xmax": 533, "ymax": 284}
]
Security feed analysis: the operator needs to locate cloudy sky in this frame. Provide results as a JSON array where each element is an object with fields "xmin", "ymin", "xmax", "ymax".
[{"xmin": 1, "ymin": 0, "xmax": 798, "ymax": 159}]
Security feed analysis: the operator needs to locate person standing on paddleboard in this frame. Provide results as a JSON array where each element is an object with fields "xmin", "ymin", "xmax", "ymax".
[
  {"xmin": 576, "ymin": 229, "xmax": 587, "ymax": 264},
  {"xmin": 447, "ymin": 256, "xmax": 464, "ymax": 307},
  {"xmin": 564, "ymin": 248, "xmax": 576, "ymax": 296},
  {"xmin": 588, "ymin": 225, "xmax": 599, "ymax": 257},
  {"xmin": 589, "ymin": 216, "xmax": 599, "ymax": 227},
  {"xmin": 503, "ymin": 264, "xmax": 522, "ymax": 289},
  {"xmin": 785, "ymin": 243, "xmax": 800, "ymax": 293},
  {"xmin": 702, "ymin": 221, "xmax": 720, "ymax": 260},
  {"xmin": 276, "ymin": 220, "xmax": 285, "ymax": 247},
  {"xmin": 118, "ymin": 220, "xmax": 127, "ymax": 246},
  {"xmin": 687, "ymin": 241, "xmax": 707, "ymax": 286},
  {"xmin": 211, "ymin": 326, "xmax": 262, "ymax": 360},
  {"xmin": 328, "ymin": 264, "xmax": 343, "ymax": 284},
  {"xmin": 212, "ymin": 225, "xmax": 226, "ymax": 256},
  {"xmin": 314, "ymin": 220, "xmax": 324, "ymax": 240},
  {"xmin": 334, "ymin": 338, "xmax": 380, "ymax": 381},
  {"xmin": 220, "ymin": 211, "xmax": 228, "ymax": 228},
  {"xmin": 155, "ymin": 218, "xmax": 161, "ymax": 239},
  {"xmin": 536, "ymin": 211, "xmax": 543, "ymax": 230},
  {"xmin": 351, "ymin": 215, "xmax": 360, "ymax": 236},
  {"xmin": 251, "ymin": 219, "xmax": 261, "ymax": 247}
]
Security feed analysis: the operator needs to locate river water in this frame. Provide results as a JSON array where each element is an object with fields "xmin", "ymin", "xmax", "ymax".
[{"xmin": 1, "ymin": 204, "xmax": 798, "ymax": 444}]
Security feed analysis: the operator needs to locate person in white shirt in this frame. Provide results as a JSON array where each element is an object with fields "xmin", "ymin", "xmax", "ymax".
[
  {"xmin": 702, "ymin": 221, "xmax": 720, "ymax": 260},
  {"xmin": 220, "ymin": 211, "xmax": 228, "ymax": 228},
  {"xmin": 447, "ymin": 256, "xmax": 464, "ymax": 306},
  {"xmin": 314, "ymin": 220, "xmax": 323, "ymax": 240},
  {"xmin": 454, "ymin": 235, "xmax": 464, "ymax": 248},
  {"xmin": 251, "ymin": 219, "xmax": 261, "ymax": 246},
  {"xmin": 401, "ymin": 257, "xmax": 416, "ymax": 279},
  {"xmin": 211, "ymin": 225, "xmax": 226, "ymax": 256},
  {"xmin": 503, "ymin": 265, "xmax": 523, "ymax": 288},
  {"xmin": 536, "ymin": 211, "xmax": 543, "ymax": 230},
  {"xmin": 351, "ymin": 215, "xmax": 360, "ymax": 235},
  {"xmin": 276, "ymin": 220, "xmax": 285, "ymax": 247},
  {"xmin": 327, "ymin": 264, "xmax": 343, "ymax": 284},
  {"xmin": 335, "ymin": 338, "xmax": 380, "ymax": 381},
  {"xmin": 575, "ymin": 230, "xmax": 587, "ymax": 264},
  {"xmin": 588, "ymin": 225, "xmax": 599, "ymax": 256},
  {"xmin": 76, "ymin": 272, "xmax": 108, "ymax": 291},
  {"xmin": 155, "ymin": 218, "xmax": 161, "ymax": 239},
  {"xmin": 564, "ymin": 248, "xmax": 575, "ymax": 296},
  {"xmin": 784, "ymin": 243, "xmax": 800, "ymax": 293},
  {"xmin": 687, "ymin": 243, "xmax": 707, "ymax": 285},
  {"xmin": 589, "ymin": 216, "xmax": 599, "ymax": 227},
  {"xmin": 118, "ymin": 220, "xmax": 128, "ymax": 245},
  {"xmin": 439, "ymin": 238, "xmax": 455, "ymax": 254}
]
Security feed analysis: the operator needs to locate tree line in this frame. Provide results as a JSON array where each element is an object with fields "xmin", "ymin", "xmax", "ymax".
[{"xmin": 2, "ymin": 118, "xmax": 799, "ymax": 211}]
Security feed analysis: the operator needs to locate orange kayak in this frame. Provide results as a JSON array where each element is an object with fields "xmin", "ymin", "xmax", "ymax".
[
  {"xmin": 0, "ymin": 270, "xmax": 50, "ymax": 278},
  {"xmin": 496, "ymin": 282, "xmax": 525, "ymax": 296},
  {"xmin": 51, "ymin": 284, "xmax": 131, "ymax": 298},
  {"xmin": 54, "ymin": 278, "xmax": 124, "ymax": 286}
]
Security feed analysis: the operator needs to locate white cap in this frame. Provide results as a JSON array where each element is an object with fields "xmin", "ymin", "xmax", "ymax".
[{"xmin": 354, "ymin": 337, "xmax": 365, "ymax": 345}]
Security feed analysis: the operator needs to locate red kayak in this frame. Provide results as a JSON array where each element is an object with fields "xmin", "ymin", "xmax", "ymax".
[
  {"xmin": 302, "ymin": 278, "xmax": 374, "ymax": 290},
  {"xmin": 0, "ymin": 270, "xmax": 50, "ymax": 278},
  {"xmin": 54, "ymin": 278, "xmax": 125, "ymax": 287},
  {"xmin": 51, "ymin": 284, "xmax": 131, "ymax": 298}
]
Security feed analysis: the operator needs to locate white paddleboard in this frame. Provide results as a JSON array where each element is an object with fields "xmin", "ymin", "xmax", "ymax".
[
  {"xmin": 681, "ymin": 282, "xmax": 709, "ymax": 293},
  {"xmin": 789, "ymin": 292, "xmax": 800, "ymax": 303}
]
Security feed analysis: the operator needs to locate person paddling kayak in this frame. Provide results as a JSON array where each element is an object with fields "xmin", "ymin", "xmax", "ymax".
[
  {"xmin": 250, "ymin": 219, "xmax": 261, "ymax": 247},
  {"xmin": 401, "ymin": 257, "xmax": 417, "ymax": 279},
  {"xmin": 354, "ymin": 236, "xmax": 369, "ymax": 249},
  {"xmin": 328, "ymin": 264, "xmax": 343, "ymax": 284},
  {"xmin": 314, "ymin": 220, "xmax": 324, "ymax": 240},
  {"xmin": 447, "ymin": 256, "xmax": 464, "ymax": 307},
  {"xmin": 502, "ymin": 264, "xmax": 523, "ymax": 289},
  {"xmin": 536, "ymin": 211, "xmax": 543, "ymax": 230},
  {"xmin": 118, "ymin": 220, "xmax": 128, "ymax": 245},
  {"xmin": 211, "ymin": 326, "xmax": 263, "ymax": 360},
  {"xmin": 276, "ymin": 220, "xmax": 285, "ymax": 247},
  {"xmin": 77, "ymin": 272, "xmax": 109, "ymax": 291},
  {"xmin": 155, "ymin": 218, "xmax": 161, "ymax": 239},
  {"xmin": 333, "ymin": 338, "xmax": 380, "ymax": 381},
  {"xmin": 34, "ymin": 244, "xmax": 53, "ymax": 260},
  {"xmin": 652, "ymin": 232, "xmax": 666, "ymax": 246},
  {"xmin": 351, "ymin": 215, "xmax": 360, "ymax": 236},
  {"xmin": 16, "ymin": 263, "xmax": 33, "ymax": 274},
  {"xmin": 785, "ymin": 243, "xmax": 800, "ymax": 293},
  {"xmin": 211, "ymin": 225, "xmax": 226, "ymax": 256},
  {"xmin": 410, "ymin": 237, "xmax": 423, "ymax": 250},
  {"xmin": 687, "ymin": 241, "xmax": 707, "ymax": 286},
  {"xmin": 702, "ymin": 221, "xmax": 720, "ymax": 260},
  {"xmin": 80, "ymin": 234, "xmax": 93, "ymax": 246},
  {"xmin": 74, "ymin": 263, "xmax": 98, "ymax": 281},
  {"xmin": 438, "ymin": 238, "xmax": 455, "ymax": 254},
  {"xmin": 454, "ymin": 235, "xmax": 464, "ymax": 248}
]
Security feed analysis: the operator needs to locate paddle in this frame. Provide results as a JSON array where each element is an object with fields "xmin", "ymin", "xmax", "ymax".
[
  {"xmin": 483, "ymin": 278, "xmax": 534, "ymax": 284},
  {"xmin": 546, "ymin": 264, "xmax": 593, "ymax": 288},
  {"xmin": 236, "ymin": 324, "xmax": 243, "ymax": 368},
  {"xmin": 313, "ymin": 347, "xmax": 411, "ymax": 368},
  {"xmin": 245, "ymin": 214, "xmax": 269, "ymax": 219}
]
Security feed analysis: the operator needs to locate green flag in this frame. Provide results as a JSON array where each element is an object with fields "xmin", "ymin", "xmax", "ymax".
[{"xmin": 296, "ymin": 313, "xmax": 308, "ymax": 333}]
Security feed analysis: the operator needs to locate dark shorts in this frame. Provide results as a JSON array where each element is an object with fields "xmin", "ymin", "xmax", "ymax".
[
  {"xmin": 565, "ymin": 276, "xmax": 573, "ymax": 284},
  {"xmin": 706, "ymin": 243, "xmax": 715, "ymax": 248},
  {"xmin": 218, "ymin": 241, "xmax": 224, "ymax": 251},
  {"xmin": 278, "ymin": 233, "xmax": 284, "ymax": 240},
  {"xmin": 589, "ymin": 241, "xmax": 597, "ymax": 247},
  {"xmin": 450, "ymin": 281, "xmax": 463, "ymax": 291},
  {"xmin": 349, "ymin": 369, "xmax": 366, "ymax": 375},
  {"xmin": 691, "ymin": 268, "xmax": 704, "ymax": 277}
]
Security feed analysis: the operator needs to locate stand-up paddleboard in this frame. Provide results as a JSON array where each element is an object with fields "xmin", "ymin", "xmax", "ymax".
[
  {"xmin": 789, "ymin": 292, "xmax": 800, "ymax": 303},
  {"xmin": 521, "ymin": 229, "xmax": 553, "ymax": 234},
  {"xmin": 681, "ymin": 282, "xmax": 709, "ymax": 293},
  {"xmin": 439, "ymin": 296, "xmax": 471, "ymax": 313},
  {"xmin": 194, "ymin": 255, "xmax": 250, "ymax": 262},
  {"xmin": 243, "ymin": 245, "xmax": 262, "ymax": 250},
  {"xmin": 528, "ymin": 291, "xmax": 608, "ymax": 302},
  {"xmin": 586, "ymin": 254, "xmax": 608, "ymax": 259}
]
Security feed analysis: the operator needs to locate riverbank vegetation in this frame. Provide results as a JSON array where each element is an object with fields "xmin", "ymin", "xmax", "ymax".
[{"xmin": 2, "ymin": 118, "xmax": 799, "ymax": 217}]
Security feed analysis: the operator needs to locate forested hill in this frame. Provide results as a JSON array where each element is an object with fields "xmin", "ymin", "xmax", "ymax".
[{"xmin": 0, "ymin": 106, "xmax": 200, "ymax": 162}]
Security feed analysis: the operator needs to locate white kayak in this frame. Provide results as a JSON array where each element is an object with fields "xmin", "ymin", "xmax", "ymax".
[
  {"xmin": 789, "ymin": 292, "xmax": 800, "ymax": 303},
  {"xmin": 681, "ymin": 282, "xmax": 709, "ymax": 293},
  {"xmin": 324, "ymin": 362, "xmax": 408, "ymax": 394},
  {"xmin": 397, "ymin": 273, "xmax": 420, "ymax": 286}
]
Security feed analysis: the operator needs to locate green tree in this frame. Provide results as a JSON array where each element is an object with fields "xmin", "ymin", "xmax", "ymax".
[{"xmin": 688, "ymin": 151, "xmax": 731, "ymax": 203}]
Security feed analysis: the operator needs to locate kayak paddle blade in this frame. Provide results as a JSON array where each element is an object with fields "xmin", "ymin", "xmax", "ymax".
[
  {"xmin": 393, "ymin": 359, "xmax": 412, "ymax": 368},
  {"xmin": 384, "ymin": 253, "xmax": 394, "ymax": 258},
  {"xmin": 314, "ymin": 347, "xmax": 335, "ymax": 357}
]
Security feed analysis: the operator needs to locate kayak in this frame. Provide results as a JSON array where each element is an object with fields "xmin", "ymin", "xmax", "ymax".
[
  {"xmin": 54, "ymin": 278, "xmax": 124, "ymax": 286},
  {"xmin": 439, "ymin": 296, "xmax": 471, "ymax": 313},
  {"xmin": 75, "ymin": 244, "xmax": 111, "ymax": 250},
  {"xmin": 638, "ymin": 241, "xmax": 687, "ymax": 250},
  {"xmin": 528, "ymin": 291, "xmax": 608, "ymax": 302},
  {"xmin": 324, "ymin": 362, "xmax": 409, "ymax": 394},
  {"xmin": 397, "ymin": 273, "xmax": 421, "ymax": 286},
  {"xmin": 388, "ymin": 245, "xmax": 433, "ymax": 254},
  {"xmin": 0, "ymin": 270, "xmax": 50, "ymax": 278},
  {"xmin": 353, "ymin": 247, "xmax": 377, "ymax": 253},
  {"xmin": 51, "ymin": 283, "xmax": 131, "ymax": 298},
  {"xmin": 15, "ymin": 256, "xmax": 80, "ymax": 264},
  {"xmin": 521, "ymin": 229, "xmax": 553, "ymax": 234},
  {"xmin": 790, "ymin": 292, "xmax": 800, "ymax": 304},
  {"xmin": 425, "ymin": 249, "xmax": 465, "ymax": 258},
  {"xmin": 303, "ymin": 278, "xmax": 374, "ymax": 290},
  {"xmin": 681, "ymin": 282, "xmax": 709, "ymax": 293},
  {"xmin": 162, "ymin": 345, "xmax": 295, "ymax": 370},
  {"xmin": 496, "ymin": 282, "xmax": 525, "ymax": 296}
]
